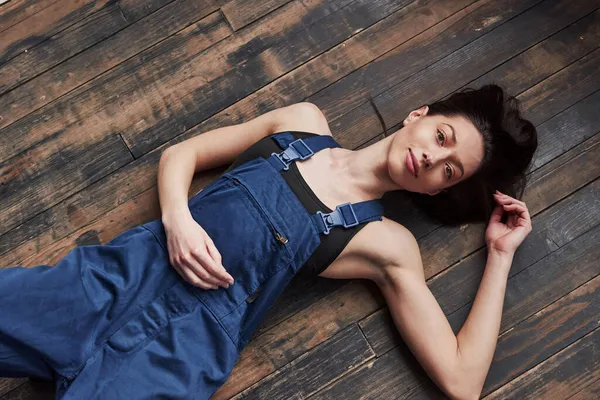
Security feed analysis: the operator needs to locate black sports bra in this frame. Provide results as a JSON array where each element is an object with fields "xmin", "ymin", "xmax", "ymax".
[{"xmin": 224, "ymin": 131, "xmax": 370, "ymax": 277}]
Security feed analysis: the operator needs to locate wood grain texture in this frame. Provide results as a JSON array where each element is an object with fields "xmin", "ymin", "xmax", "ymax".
[{"xmin": 0, "ymin": 0, "xmax": 599, "ymax": 398}]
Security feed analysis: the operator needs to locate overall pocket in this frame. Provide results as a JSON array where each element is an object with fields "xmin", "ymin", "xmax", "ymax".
[{"xmin": 185, "ymin": 177, "xmax": 293, "ymax": 321}]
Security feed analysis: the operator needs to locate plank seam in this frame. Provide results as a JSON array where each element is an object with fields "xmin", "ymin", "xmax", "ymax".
[
  {"xmin": 117, "ymin": 132, "xmax": 136, "ymax": 160},
  {"xmin": 482, "ymin": 325, "xmax": 600, "ymax": 399}
]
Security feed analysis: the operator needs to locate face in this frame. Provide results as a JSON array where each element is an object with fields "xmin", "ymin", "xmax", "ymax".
[{"xmin": 387, "ymin": 105, "xmax": 485, "ymax": 195}]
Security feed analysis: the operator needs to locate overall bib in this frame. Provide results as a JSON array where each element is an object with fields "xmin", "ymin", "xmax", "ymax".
[{"xmin": 0, "ymin": 132, "xmax": 384, "ymax": 399}]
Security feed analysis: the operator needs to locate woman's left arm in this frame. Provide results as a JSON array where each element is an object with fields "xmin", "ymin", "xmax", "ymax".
[
  {"xmin": 378, "ymin": 190, "xmax": 531, "ymax": 399},
  {"xmin": 453, "ymin": 190, "xmax": 533, "ymax": 396}
]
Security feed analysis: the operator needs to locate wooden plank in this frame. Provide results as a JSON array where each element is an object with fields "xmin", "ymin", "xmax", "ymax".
[
  {"xmin": 213, "ymin": 280, "xmax": 386, "ymax": 399},
  {"xmin": 456, "ymin": 8, "xmax": 600, "ymax": 97},
  {"xmin": 0, "ymin": 2, "xmax": 129, "ymax": 95},
  {"xmin": 0, "ymin": 378, "xmax": 25, "ymax": 398},
  {"xmin": 484, "ymin": 328, "xmax": 600, "ymax": 400},
  {"xmin": 0, "ymin": 133, "xmax": 134, "ymax": 244},
  {"xmin": 314, "ymin": 224, "xmax": 600, "ymax": 398},
  {"xmin": 0, "ymin": 0, "xmax": 112, "ymax": 65},
  {"xmin": 0, "ymin": 0, "xmax": 60, "ymax": 34},
  {"xmin": 519, "ymin": 47, "xmax": 600, "ymax": 127},
  {"xmin": 308, "ymin": 0, "xmax": 544, "ymax": 133},
  {"xmin": 118, "ymin": 0, "xmax": 177, "ymax": 22},
  {"xmin": 530, "ymin": 88, "xmax": 600, "ymax": 169},
  {"xmin": 567, "ymin": 378, "xmax": 600, "ymax": 400},
  {"xmin": 222, "ymin": 0, "xmax": 293, "ymax": 31},
  {"xmin": 0, "ymin": 0, "xmax": 363, "ymax": 161},
  {"xmin": 0, "ymin": 0, "xmax": 228, "ymax": 136},
  {"xmin": 481, "ymin": 277, "xmax": 600, "ymax": 396},
  {"xmin": 121, "ymin": 0, "xmax": 414, "ymax": 156},
  {"xmin": 0, "ymin": 378, "xmax": 54, "ymax": 400},
  {"xmin": 226, "ymin": 324, "xmax": 374, "ymax": 400},
  {"xmin": 372, "ymin": 0, "xmax": 600, "ymax": 132}
]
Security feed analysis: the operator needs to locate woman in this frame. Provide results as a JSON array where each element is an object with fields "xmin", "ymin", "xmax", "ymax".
[{"xmin": 0, "ymin": 84, "xmax": 537, "ymax": 399}]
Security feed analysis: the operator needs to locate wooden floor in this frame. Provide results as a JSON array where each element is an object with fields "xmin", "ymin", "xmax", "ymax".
[{"xmin": 1, "ymin": 0, "xmax": 599, "ymax": 398}]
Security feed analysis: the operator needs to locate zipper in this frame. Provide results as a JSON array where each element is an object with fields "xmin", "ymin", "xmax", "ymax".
[{"xmin": 230, "ymin": 177, "xmax": 289, "ymax": 245}]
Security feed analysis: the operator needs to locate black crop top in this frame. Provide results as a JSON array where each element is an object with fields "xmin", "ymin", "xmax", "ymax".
[{"xmin": 223, "ymin": 131, "xmax": 370, "ymax": 277}]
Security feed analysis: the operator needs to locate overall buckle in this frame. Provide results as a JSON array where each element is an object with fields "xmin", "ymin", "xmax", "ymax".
[
  {"xmin": 270, "ymin": 138, "xmax": 314, "ymax": 171},
  {"xmin": 316, "ymin": 202, "xmax": 359, "ymax": 235}
]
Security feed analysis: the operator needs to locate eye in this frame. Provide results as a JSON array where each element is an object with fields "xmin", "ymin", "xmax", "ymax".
[
  {"xmin": 436, "ymin": 129, "xmax": 446, "ymax": 145},
  {"xmin": 445, "ymin": 163, "xmax": 453, "ymax": 180}
]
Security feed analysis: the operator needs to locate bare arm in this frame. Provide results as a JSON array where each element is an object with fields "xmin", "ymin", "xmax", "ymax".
[
  {"xmin": 157, "ymin": 102, "xmax": 320, "ymax": 224},
  {"xmin": 379, "ymin": 193, "xmax": 531, "ymax": 399}
]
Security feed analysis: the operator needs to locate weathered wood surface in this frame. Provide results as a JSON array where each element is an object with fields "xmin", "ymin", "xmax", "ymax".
[{"xmin": 1, "ymin": 0, "xmax": 598, "ymax": 398}]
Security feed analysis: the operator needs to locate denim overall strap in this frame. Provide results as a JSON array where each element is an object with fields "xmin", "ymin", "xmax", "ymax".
[
  {"xmin": 268, "ymin": 131, "xmax": 385, "ymax": 235},
  {"xmin": 311, "ymin": 200, "xmax": 385, "ymax": 235},
  {"xmin": 266, "ymin": 132, "xmax": 342, "ymax": 172}
]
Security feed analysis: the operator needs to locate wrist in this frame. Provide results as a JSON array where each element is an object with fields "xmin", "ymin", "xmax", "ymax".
[
  {"xmin": 487, "ymin": 247, "xmax": 514, "ymax": 265},
  {"xmin": 161, "ymin": 206, "xmax": 192, "ymax": 228}
]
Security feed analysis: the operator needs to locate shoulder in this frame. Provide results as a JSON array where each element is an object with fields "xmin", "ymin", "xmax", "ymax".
[
  {"xmin": 321, "ymin": 216, "xmax": 423, "ymax": 283},
  {"xmin": 272, "ymin": 102, "xmax": 333, "ymax": 137},
  {"xmin": 375, "ymin": 217, "xmax": 422, "ymax": 269}
]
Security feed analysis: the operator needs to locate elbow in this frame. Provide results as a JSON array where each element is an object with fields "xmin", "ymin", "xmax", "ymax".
[{"xmin": 445, "ymin": 377, "xmax": 482, "ymax": 400}]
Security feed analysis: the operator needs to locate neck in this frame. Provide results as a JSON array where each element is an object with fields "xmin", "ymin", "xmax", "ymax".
[{"xmin": 330, "ymin": 135, "xmax": 404, "ymax": 201}]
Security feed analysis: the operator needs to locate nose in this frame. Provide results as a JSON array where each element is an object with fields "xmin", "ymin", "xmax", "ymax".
[{"xmin": 422, "ymin": 147, "xmax": 452, "ymax": 169}]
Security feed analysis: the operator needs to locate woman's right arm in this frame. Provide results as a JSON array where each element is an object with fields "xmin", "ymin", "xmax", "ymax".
[{"xmin": 156, "ymin": 102, "xmax": 328, "ymax": 289}]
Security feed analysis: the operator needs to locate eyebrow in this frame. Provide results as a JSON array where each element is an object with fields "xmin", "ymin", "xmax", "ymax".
[{"xmin": 443, "ymin": 122, "xmax": 464, "ymax": 179}]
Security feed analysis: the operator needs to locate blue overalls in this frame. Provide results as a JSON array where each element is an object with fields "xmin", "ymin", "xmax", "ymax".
[{"xmin": 0, "ymin": 132, "xmax": 384, "ymax": 399}]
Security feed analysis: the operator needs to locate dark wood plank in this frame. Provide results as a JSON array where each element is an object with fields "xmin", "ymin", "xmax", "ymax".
[
  {"xmin": 373, "ymin": 0, "xmax": 600, "ymax": 133},
  {"xmin": 308, "ymin": 0, "xmax": 545, "ymax": 135},
  {"xmin": 0, "ymin": 0, "xmax": 60, "ymax": 34},
  {"xmin": 213, "ymin": 280, "xmax": 385, "ymax": 399},
  {"xmin": 0, "ymin": 0, "xmax": 113, "ymax": 65},
  {"xmin": 484, "ymin": 328, "xmax": 600, "ymax": 400},
  {"xmin": 0, "ymin": 378, "xmax": 26, "ymax": 398},
  {"xmin": 0, "ymin": 378, "xmax": 54, "ymax": 400},
  {"xmin": 226, "ymin": 324, "xmax": 374, "ymax": 400},
  {"xmin": 222, "ymin": 0, "xmax": 293, "ymax": 31},
  {"xmin": 118, "ymin": 0, "xmax": 177, "ymax": 22},
  {"xmin": 0, "ymin": 134, "xmax": 134, "ymax": 244},
  {"xmin": 0, "ymin": 3, "xmax": 129, "ymax": 95},
  {"xmin": 456, "ymin": 8, "xmax": 600, "ymax": 97},
  {"xmin": 0, "ymin": 0, "xmax": 228, "ymax": 135},
  {"xmin": 567, "ymin": 377, "xmax": 600, "ymax": 400},
  {"xmin": 312, "ymin": 222, "xmax": 600, "ymax": 398},
  {"xmin": 122, "ymin": 0, "xmax": 414, "ymax": 157}
]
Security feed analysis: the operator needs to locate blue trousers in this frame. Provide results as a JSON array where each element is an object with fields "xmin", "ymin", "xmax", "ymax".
[{"xmin": 0, "ymin": 157, "xmax": 320, "ymax": 399}]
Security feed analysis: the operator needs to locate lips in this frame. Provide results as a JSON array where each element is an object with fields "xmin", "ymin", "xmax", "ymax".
[
  {"xmin": 406, "ymin": 149, "xmax": 417, "ymax": 178},
  {"xmin": 410, "ymin": 149, "xmax": 419, "ymax": 177}
]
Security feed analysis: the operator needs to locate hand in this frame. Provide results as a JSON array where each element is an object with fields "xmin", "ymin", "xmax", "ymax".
[
  {"xmin": 163, "ymin": 209, "xmax": 234, "ymax": 290},
  {"xmin": 485, "ymin": 190, "xmax": 533, "ymax": 256}
]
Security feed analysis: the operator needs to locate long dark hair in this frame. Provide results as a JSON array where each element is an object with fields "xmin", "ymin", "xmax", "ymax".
[{"xmin": 369, "ymin": 84, "xmax": 538, "ymax": 226}]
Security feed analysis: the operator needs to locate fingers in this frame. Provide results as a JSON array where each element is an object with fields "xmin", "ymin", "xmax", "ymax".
[
  {"xmin": 489, "ymin": 203, "xmax": 504, "ymax": 224},
  {"xmin": 204, "ymin": 239, "xmax": 235, "ymax": 284},
  {"xmin": 172, "ymin": 262, "xmax": 217, "ymax": 290},
  {"xmin": 191, "ymin": 250, "xmax": 232, "ymax": 287},
  {"xmin": 493, "ymin": 191, "xmax": 532, "ymax": 229}
]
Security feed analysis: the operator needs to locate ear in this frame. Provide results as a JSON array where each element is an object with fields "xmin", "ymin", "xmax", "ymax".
[{"xmin": 403, "ymin": 105, "xmax": 429, "ymax": 126}]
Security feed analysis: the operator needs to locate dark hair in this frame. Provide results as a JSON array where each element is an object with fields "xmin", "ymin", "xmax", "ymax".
[{"xmin": 370, "ymin": 84, "xmax": 538, "ymax": 226}]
